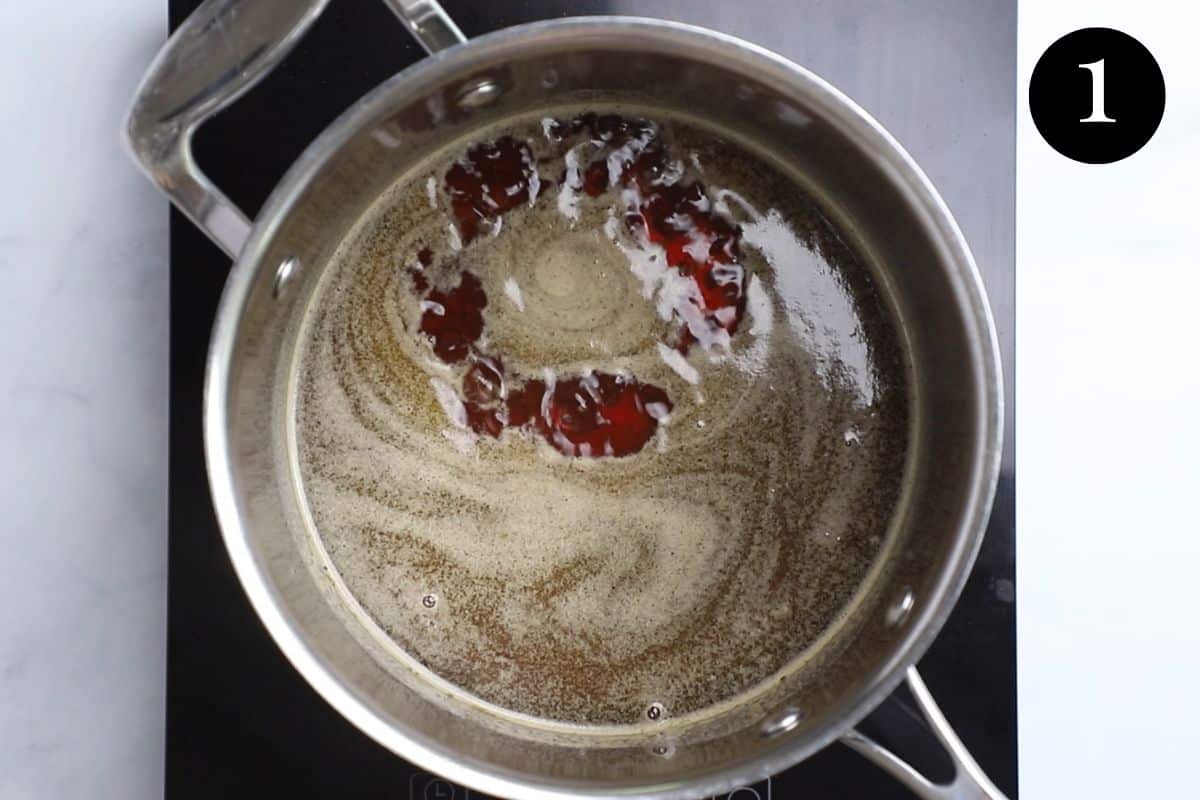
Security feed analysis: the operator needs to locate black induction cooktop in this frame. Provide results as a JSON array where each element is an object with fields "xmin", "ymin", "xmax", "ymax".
[{"xmin": 165, "ymin": 1, "xmax": 1016, "ymax": 797}]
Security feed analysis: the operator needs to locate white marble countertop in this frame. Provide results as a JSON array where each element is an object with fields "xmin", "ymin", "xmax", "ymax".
[
  {"xmin": 1017, "ymin": 2, "xmax": 1200, "ymax": 797},
  {"xmin": 0, "ymin": 3, "xmax": 167, "ymax": 798},
  {"xmin": 2, "ymin": 1, "xmax": 1197, "ymax": 798}
]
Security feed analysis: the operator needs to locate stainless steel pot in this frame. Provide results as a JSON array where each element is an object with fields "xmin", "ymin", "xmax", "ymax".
[{"xmin": 126, "ymin": 2, "xmax": 1005, "ymax": 798}]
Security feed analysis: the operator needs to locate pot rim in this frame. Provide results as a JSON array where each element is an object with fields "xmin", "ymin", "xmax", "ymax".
[{"xmin": 203, "ymin": 15, "xmax": 1003, "ymax": 800}]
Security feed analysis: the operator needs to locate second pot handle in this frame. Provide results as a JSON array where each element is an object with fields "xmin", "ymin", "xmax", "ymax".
[
  {"xmin": 841, "ymin": 667, "xmax": 1009, "ymax": 800},
  {"xmin": 382, "ymin": 0, "xmax": 467, "ymax": 54},
  {"xmin": 124, "ymin": 0, "xmax": 464, "ymax": 259}
]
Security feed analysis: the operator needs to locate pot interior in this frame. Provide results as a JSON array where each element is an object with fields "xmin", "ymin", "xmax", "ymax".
[{"xmin": 208, "ymin": 19, "xmax": 998, "ymax": 798}]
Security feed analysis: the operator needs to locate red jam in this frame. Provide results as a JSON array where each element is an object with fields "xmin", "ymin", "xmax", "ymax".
[
  {"xmin": 412, "ymin": 114, "xmax": 752, "ymax": 458},
  {"xmin": 445, "ymin": 137, "xmax": 538, "ymax": 244}
]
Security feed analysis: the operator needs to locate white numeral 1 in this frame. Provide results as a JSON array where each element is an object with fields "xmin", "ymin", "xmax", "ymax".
[{"xmin": 1079, "ymin": 59, "xmax": 1116, "ymax": 123}]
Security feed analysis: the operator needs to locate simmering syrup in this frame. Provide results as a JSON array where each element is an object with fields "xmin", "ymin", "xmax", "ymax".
[{"xmin": 294, "ymin": 109, "xmax": 909, "ymax": 725}]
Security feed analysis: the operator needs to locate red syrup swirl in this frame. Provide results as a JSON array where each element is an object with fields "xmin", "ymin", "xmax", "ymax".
[
  {"xmin": 413, "ymin": 265, "xmax": 673, "ymax": 458},
  {"xmin": 412, "ymin": 114, "xmax": 755, "ymax": 458}
]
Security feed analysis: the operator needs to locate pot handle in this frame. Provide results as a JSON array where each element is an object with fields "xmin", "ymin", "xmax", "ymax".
[
  {"xmin": 124, "ymin": 0, "xmax": 465, "ymax": 259},
  {"xmin": 381, "ymin": 0, "xmax": 468, "ymax": 54},
  {"xmin": 840, "ymin": 667, "xmax": 1009, "ymax": 800}
]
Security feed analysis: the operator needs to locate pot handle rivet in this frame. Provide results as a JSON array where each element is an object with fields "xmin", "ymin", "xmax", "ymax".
[
  {"xmin": 273, "ymin": 257, "xmax": 302, "ymax": 299},
  {"xmin": 456, "ymin": 77, "xmax": 503, "ymax": 109},
  {"xmin": 886, "ymin": 587, "xmax": 915, "ymax": 626},
  {"xmin": 761, "ymin": 706, "xmax": 805, "ymax": 738}
]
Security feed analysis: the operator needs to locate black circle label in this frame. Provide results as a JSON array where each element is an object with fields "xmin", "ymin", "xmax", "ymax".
[{"xmin": 1029, "ymin": 27, "xmax": 1165, "ymax": 164}]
